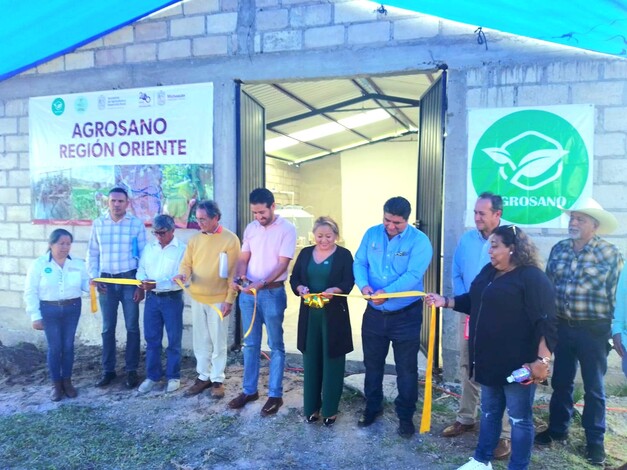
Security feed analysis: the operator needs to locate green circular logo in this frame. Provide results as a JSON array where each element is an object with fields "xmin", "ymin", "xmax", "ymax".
[
  {"xmin": 51, "ymin": 98, "xmax": 65, "ymax": 116},
  {"xmin": 471, "ymin": 110, "xmax": 589, "ymax": 224}
]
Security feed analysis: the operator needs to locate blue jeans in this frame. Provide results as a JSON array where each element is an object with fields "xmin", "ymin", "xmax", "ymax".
[
  {"xmin": 361, "ymin": 302, "xmax": 422, "ymax": 421},
  {"xmin": 549, "ymin": 320, "xmax": 610, "ymax": 445},
  {"xmin": 143, "ymin": 291, "xmax": 183, "ymax": 381},
  {"xmin": 99, "ymin": 282, "xmax": 141, "ymax": 373},
  {"xmin": 239, "ymin": 287, "xmax": 287, "ymax": 398},
  {"xmin": 41, "ymin": 299, "xmax": 81, "ymax": 381},
  {"xmin": 475, "ymin": 383, "xmax": 536, "ymax": 470}
]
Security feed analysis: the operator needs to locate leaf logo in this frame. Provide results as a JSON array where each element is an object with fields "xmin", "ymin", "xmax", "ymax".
[{"xmin": 482, "ymin": 131, "xmax": 568, "ymax": 191}]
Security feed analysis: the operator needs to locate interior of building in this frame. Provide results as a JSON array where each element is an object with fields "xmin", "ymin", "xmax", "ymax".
[{"xmin": 241, "ymin": 71, "xmax": 442, "ymax": 361}]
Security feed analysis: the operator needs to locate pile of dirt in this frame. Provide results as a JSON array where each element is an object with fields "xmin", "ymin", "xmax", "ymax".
[{"xmin": 0, "ymin": 341, "xmax": 44, "ymax": 378}]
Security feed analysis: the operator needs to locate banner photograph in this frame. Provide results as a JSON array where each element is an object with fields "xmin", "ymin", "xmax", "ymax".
[
  {"xmin": 28, "ymin": 82, "xmax": 214, "ymax": 226},
  {"xmin": 466, "ymin": 104, "xmax": 594, "ymax": 228}
]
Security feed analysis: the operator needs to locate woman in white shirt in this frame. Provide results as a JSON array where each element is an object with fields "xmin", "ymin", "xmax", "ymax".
[{"xmin": 24, "ymin": 229, "xmax": 89, "ymax": 401}]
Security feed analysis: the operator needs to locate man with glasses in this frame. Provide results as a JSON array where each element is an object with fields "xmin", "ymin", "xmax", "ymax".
[
  {"xmin": 536, "ymin": 198, "xmax": 623, "ymax": 466},
  {"xmin": 353, "ymin": 196, "xmax": 433, "ymax": 438},
  {"xmin": 174, "ymin": 200, "xmax": 240, "ymax": 399},
  {"xmin": 88, "ymin": 187, "xmax": 146, "ymax": 389},
  {"xmin": 444, "ymin": 192, "xmax": 512, "ymax": 460},
  {"xmin": 136, "ymin": 215, "xmax": 186, "ymax": 394}
]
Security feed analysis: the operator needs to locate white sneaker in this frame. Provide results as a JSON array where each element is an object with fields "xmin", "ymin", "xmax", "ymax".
[
  {"xmin": 457, "ymin": 457, "xmax": 493, "ymax": 469},
  {"xmin": 138, "ymin": 379, "xmax": 156, "ymax": 394},
  {"xmin": 166, "ymin": 379, "xmax": 180, "ymax": 393}
]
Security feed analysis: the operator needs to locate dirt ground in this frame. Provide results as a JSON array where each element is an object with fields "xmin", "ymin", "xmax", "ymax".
[{"xmin": 0, "ymin": 341, "xmax": 625, "ymax": 470}]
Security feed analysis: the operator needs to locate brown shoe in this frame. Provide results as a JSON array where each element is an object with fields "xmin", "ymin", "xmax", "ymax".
[
  {"xmin": 228, "ymin": 391, "xmax": 259, "ymax": 409},
  {"xmin": 494, "ymin": 438, "xmax": 511, "ymax": 460},
  {"xmin": 211, "ymin": 382, "xmax": 225, "ymax": 399},
  {"xmin": 261, "ymin": 397, "xmax": 283, "ymax": 416},
  {"xmin": 441, "ymin": 421, "xmax": 476, "ymax": 437},
  {"xmin": 51, "ymin": 381, "xmax": 63, "ymax": 402},
  {"xmin": 62, "ymin": 378, "xmax": 78, "ymax": 398},
  {"xmin": 184, "ymin": 378, "xmax": 212, "ymax": 397}
]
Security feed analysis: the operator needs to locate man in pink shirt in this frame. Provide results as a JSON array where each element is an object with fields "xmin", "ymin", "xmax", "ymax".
[{"xmin": 228, "ymin": 188, "xmax": 296, "ymax": 416}]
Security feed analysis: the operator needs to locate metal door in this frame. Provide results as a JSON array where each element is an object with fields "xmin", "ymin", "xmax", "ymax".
[
  {"xmin": 416, "ymin": 71, "xmax": 447, "ymax": 367},
  {"xmin": 234, "ymin": 85, "xmax": 266, "ymax": 346},
  {"xmin": 236, "ymin": 86, "xmax": 266, "ymax": 236}
]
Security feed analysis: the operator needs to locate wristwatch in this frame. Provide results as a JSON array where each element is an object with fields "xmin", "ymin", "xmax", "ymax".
[{"xmin": 537, "ymin": 356, "xmax": 551, "ymax": 365}]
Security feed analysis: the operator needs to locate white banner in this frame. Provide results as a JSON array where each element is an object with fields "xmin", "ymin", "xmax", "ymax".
[
  {"xmin": 28, "ymin": 83, "xmax": 214, "ymax": 225},
  {"xmin": 466, "ymin": 105, "xmax": 594, "ymax": 229}
]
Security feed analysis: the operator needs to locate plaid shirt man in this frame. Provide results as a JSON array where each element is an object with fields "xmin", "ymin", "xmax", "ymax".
[
  {"xmin": 87, "ymin": 212, "xmax": 147, "ymax": 277},
  {"xmin": 546, "ymin": 236, "xmax": 623, "ymax": 321}
]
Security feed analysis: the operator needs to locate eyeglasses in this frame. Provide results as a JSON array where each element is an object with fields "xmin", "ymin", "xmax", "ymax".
[
  {"xmin": 152, "ymin": 230, "xmax": 169, "ymax": 236},
  {"xmin": 503, "ymin": 224, "xmax": 518, "ymax": 241}
]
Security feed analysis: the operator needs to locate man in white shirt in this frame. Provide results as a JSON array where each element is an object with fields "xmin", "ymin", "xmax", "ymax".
[{"xmin": 136, "ymin": 215, "xmax": 186, "ymax": 394}]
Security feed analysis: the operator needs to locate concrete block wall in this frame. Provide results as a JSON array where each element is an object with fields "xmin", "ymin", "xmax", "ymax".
[
  {"xmin": 441, "ymin": 61, "xmax": 627, "ymax": 381},
  {"xmin": 266, "ymin": 158, "xmax": 301, "ymax": 206},
  {"xmin": 461, "ymin": 61, "xmax": 627, "ymax": 256},
  {"xmin": 15, "ymin": 0, "xmax": 484, "ymax": 81},
  {"xmin": 2, "ymin": 0, "xmax": 625, "ymax": 375}
]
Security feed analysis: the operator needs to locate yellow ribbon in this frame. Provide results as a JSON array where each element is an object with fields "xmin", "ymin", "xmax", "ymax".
[
  {"xmin": 89, "ymin": 284, "xmax": 98, "ymax": 313},
  {"xmin": 301, "ymin": 289, "xmax": 436, "ymax": 433},
  {"xmin": 89, "ymin": 278, "xmax": 153, "ymax": 314},
  {"xmin": 241, "ymin": 288, "xmax": 258, "ymax": 340},
  {"xmin": 303, "ymin": 294, "xmax": 330, "ymax": 308},
  {"xmin": 174, "ymin": 278, "xmax": 226, "ymax": 321},
  {"xmin": 92, "ymin": 277, "xmax": 145, "ymax": 286}
]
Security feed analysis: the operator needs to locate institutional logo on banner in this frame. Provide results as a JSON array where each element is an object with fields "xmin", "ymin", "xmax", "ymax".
[{"xmin": 467, "ymin": 105, "xmax": 593, "ymax": 228}]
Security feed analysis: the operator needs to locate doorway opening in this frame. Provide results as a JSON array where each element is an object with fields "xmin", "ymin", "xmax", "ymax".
[{"xmin": 237, "ymin": 70, "xmax": 446, "ymax": 366}]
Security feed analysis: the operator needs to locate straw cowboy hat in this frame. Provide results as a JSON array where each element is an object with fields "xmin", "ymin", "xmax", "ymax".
[{"xmin": 560, "ymin": 197, "xmax": 618, "ymax": 235}]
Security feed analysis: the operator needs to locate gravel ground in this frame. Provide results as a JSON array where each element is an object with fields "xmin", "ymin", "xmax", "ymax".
[{"xmin": 0, "ymin": 342, "xmax": 625, "ymax": 470}]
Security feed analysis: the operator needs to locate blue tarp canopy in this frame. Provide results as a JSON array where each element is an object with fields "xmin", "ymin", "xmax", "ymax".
[
  {"xmin": 384, "ymin": 0, "xmax": 627, "ymax": 58},
  {"xmin": 0, "ymin": 0, "xmax": 182, "ymax": 81},
  {"xmin": 1, "ymin": 0, "xmax": 626, "ymax": 82}
]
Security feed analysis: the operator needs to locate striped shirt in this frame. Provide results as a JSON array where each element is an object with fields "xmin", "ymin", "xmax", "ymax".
[
  {"xmin": 87, "ymin": 212, "xmax": 147, "ymax": 278},
  {"xmin": 546, "ymin": 236, "xmax": 623, "ymax": 321}
]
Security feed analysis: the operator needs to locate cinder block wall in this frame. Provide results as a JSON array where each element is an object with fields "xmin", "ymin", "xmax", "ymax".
[
  {"xmin": 1, "ymin": 0, "xmax": 625, "ymax": 382},
  {"xmin": 440, "ymin": 61, "xmax": 627, "ymax": 380}
]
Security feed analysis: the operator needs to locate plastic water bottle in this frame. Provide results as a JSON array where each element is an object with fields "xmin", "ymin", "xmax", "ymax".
[{"xmin": 506, "ymin": 366, "xmax": 531, "ymax": 383}]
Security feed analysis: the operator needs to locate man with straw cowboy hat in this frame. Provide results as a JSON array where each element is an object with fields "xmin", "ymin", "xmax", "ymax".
[{"xmin": 536, "ymin": 197, "xmax": 623, "ymax": 467}]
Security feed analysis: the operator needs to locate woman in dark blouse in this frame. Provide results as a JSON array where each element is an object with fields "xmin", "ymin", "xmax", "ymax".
[
  {"xmin": 427, "ymin": 225, "xmax": 557, "ymax": 470},
  {"xmin": 290, "ymin": 216, "xmax": 354, "ymax": 426}
]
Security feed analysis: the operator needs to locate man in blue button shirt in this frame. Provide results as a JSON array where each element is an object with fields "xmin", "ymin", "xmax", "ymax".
[{"xmin": 354, "ymin": 196, "xmax": 433, "ymax": 438}]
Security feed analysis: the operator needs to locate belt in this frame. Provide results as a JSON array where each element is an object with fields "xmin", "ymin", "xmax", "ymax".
[
  {"xmin": 380, "ymin": 299, "xmax": 422, "ymax": 315},
  {"xmin": 558, "ymin": 317, "xmax": 610, "ymax": 328},
  {"xmin": 148, "ymin": 290, "xmax": 182, "ymax": 297},
  {"xmin": 259, "ymin": 281, "xmax": 284, "ymax": 290},
  {"xmin": 101, "ymin": 269, "xmax": 137, "ymax": 279},
  {"xmin": 40, "ymin": 298, "xmax": 80, "ymax": 307}
]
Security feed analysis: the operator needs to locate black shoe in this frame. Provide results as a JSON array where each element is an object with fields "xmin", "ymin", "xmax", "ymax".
[
  {"xmin": 534, "ymin": 429, "xmax": 568, "ymax": 446},
  {"xmin": 398, "ymin": 419, "xmax": 415, "ymax": 438},
  {"xmin": 323, "ymin": 417, "xmax": 336, "ymax": 427},
  {"xmin": 125, "ymin": 371, "xmax": 139, "ymax": 389},
  {"xmin": 586, "ymin": 443, "xmax": 606, "ymax": 466},
  {"xmin": 357, "ymin": 410, "xmax": 383, "ymax": 428},
  {"xmin": 95, "ymin": 372, "xmax": 116, "ymax": 388},
  {"xmin": 305, "ymin": 414, "xmax": 320, "ymax": 423}
]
